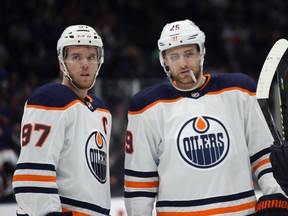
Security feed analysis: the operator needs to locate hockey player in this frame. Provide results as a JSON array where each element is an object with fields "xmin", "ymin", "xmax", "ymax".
[
  {"xmin": 12, "ymin": 25, "xmax": 111, "ymax": 215},
  {"xmin": 124, "ymin": 19, "xmax": 288, "ymax": 215}
]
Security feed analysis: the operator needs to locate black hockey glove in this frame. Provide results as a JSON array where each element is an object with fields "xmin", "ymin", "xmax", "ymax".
[
  {"xmin": 45, "ymin": 212, "xmax": 73, "ymax": 216},
  {"xmin": 270, "ymin": 143, "xmax": 288, "ymax": 195},
  {"xmin": 255, "ymin": 193, "xmax": 288, "ymax": 215}
]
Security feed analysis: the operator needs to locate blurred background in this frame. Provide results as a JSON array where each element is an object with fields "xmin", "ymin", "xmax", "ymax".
[{"xmin": 0, "ymin": 0, "xmax": 287, "ymax": 209}]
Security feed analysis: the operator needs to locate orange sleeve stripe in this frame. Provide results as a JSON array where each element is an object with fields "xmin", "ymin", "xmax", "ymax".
[
  {"xmin": 157, "ymin": 200, "xmax": 256, "ymax": 216},
  {"xmin": 62, "ymin": 208, "xmax": 90, "ymax": 216},
  {"xmin": 26, "ymin": 100, "xmax": 80, "ymax": 111},
  {"xmin": 124, "ymin": 180, "xmax": 159, "ymax": 188},
  {"xmin": 252, "ymin": 158, "xmax": 270, "ymax": 173},
  {"xmin": 13, "ymin": 174, "xmax": 56, "ymax": 182}
]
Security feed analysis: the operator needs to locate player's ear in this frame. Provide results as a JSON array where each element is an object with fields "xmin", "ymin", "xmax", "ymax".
[
  {"xmin": 58, "ymin": 58, "xmax": 65, "ymax": 73},
  {"xmin": 59, "ymin": 62, "xmax": 64, "ymax": 72},
  {"xmin": 162, "ymin": 54, "xmax": 168, "ymax": 66}
]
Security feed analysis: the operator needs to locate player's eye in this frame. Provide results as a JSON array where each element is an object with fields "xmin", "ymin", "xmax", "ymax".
[
  {"xmin": 87, "ymin": 55, "xmax": 98, "ymax": 62},
  {"xmin": 169, "ymin": 55, "xmax": 180, "ymax": 62},
  {"xmin": 71, "ymin": 55, "xmax": 81, "ymax": 62},
  {"xmin": 184, "ymin": 52, "xmax": 195, "ymax": 59}
]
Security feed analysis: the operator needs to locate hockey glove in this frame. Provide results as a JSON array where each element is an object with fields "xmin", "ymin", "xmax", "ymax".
[
  {"xmin": 45, "ymin": 213, "xmax": 73, "ymax": 216},
  {"xmin": 270, "ymin": 143, "xmax": 288, "ymax": 195},
  {"xmin": 255, "ymin": 193, "xmax": 288, "ymax": 215}
]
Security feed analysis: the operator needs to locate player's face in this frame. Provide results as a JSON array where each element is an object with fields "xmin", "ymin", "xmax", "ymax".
[
  {"xmin": 62, "ymin": 45, "xmax": 99, "ymax": 90},
  {"xmin": 164, "ymin": 44, "xmax": 202, "ymax": 90}
]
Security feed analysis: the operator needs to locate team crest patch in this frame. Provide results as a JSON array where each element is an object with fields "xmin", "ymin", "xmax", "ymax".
[
  {"xmin": 177, "ymin": 116, "xmax": 229, "ymax": 168},
  {"xmin": 85, "ymin": 131, "xmax": 108, "ymax": 183}
]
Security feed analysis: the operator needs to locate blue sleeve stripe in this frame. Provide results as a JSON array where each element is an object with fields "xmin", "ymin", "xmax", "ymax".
[
  {"xmin": 257, "ymin": 167, "xmax": 273, "ymax": 180},
  {"xmin": 250, "ymin": 147, "xmax": 270, "ymax": 163},
  {"xmin": 60, "ymin": 196, "xmax": 110, "ymax": 215},
  {"xmin": 124, "ymin": 191, "xmax": 157, "ymax": 198},
  {"xmin": 16, "ymin": 163, "xmax": 56, "ymax": 171},
  {"xmin": 124, "ymin": 169, "xmax": 158, "ymax": 178},
  {"xmin": 14, "ymin": 186, "xmax": 58, "ymax": 194}
]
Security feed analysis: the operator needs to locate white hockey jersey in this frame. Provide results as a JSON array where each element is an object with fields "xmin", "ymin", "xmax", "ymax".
[
  {"xmin": 124, "ymin": 73, "xmax": 285, "ymax": 215},
  {"xmin": 13, "ymin": 83, "xmax": 112, "ymax": 216}
]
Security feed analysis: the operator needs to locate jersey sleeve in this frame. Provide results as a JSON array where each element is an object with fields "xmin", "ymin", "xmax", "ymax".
[
  {"xmin": 12, "ymin": 99, "xmax": 69, "ymax": 215},
  {"xmin": 246, "ymin": 89, "xmax": 285, "ymax": 196},
  {"xmin": 124, "ymin": 99, "xmax": 161, "ymax": 215}
]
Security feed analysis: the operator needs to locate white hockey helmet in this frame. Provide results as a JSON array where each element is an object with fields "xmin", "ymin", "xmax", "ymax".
[
  {"xmin": 57, "ymin": 25, "xmax": 104, "ymax": 90},
  {"xmin": 57, "ymin": 24, "xmax": 104, "ymax": 64},
  {"xmin": 158, "ymin": 19, "xmax": 205, "ymax": 74}
]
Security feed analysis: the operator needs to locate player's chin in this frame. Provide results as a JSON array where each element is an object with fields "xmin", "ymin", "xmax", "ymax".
[
  {"xmin": 179, "ymin": 75, "xmax": 194, "ymax": 83},
  {"xmin": 176, "ymin": 73, "xmax": 189, "ymax": 80},
  {"xmin": 76, "ymin": 80, "xmax": 94, "ymax": 90},
  {"xmin": 175, "ymin": 79, "xmax": 194, "ymax": 87}
]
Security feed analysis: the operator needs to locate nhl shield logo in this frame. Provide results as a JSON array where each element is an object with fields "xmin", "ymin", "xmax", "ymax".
[
  {"xmin": 177, "ymin": 116, "xmax": 230, "ymax": 168},
  {"xmin": 85, "ymin": 131, "xmax": 108, "ymax": 183}
]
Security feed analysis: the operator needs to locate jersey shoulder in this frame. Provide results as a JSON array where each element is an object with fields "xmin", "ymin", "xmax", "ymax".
[
  {"xmin": 27, "ymin": 83, "xmax": 110, "ymax": 111},
  {"xmin": 210, "ymin": 73, "xmax": 256, "ymax": 92},
  {"xmin": 26, "ymin": 83, "xmax": 80, "ymax": 108},
  {"xmin": 129, "ymin": 81, "xmax": 180, "ymax": 112}
]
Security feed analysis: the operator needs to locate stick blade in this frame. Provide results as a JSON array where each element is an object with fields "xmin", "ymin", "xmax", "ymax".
[
  {"xmin": 276, "ymin": 47, "xmax": 288, "ymax": 141},
  {"xmin": 256, "ymin": 39, "xmax": 288, "ymax": 99}
]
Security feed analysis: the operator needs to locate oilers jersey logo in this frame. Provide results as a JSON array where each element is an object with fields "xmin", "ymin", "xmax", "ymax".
[
  {"xmin": 177, "ymin": 116, "xmax": 230, "ymax": 168},
  {"xmin": 85, "ymin": 131, "xmax": 108, "ymax": 183}
]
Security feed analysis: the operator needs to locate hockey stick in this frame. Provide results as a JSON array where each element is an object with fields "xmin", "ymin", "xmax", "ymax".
[
  {"xmin": 256, "ymin": 38, "xmax": 288, "ymax": 145},
  {"xmin": 276, "ymin": 48, "xmax": 288, "ymax": 142}
]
